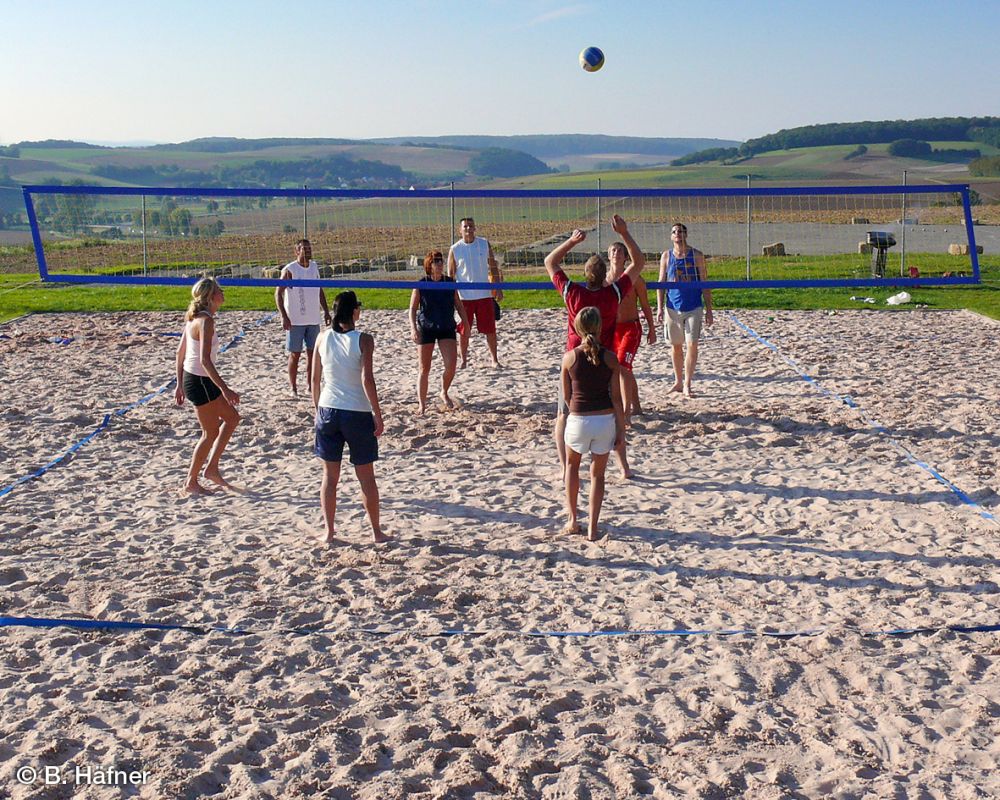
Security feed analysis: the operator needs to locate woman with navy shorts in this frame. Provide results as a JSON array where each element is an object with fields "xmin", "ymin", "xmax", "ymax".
[
  {"xmin": 174, "ymin": 276, "xmax": 241, "ymax": 495},
  {"xmin": 408, "ymin": 250, "xmax": 469, "ymax": 414},
  {"xmin": 560, "ymin": 306, "xmax": 625, "ymax": 541},
  {"xmin": 311, "ymin": 291, "xmax": 388, "ymax": 544}
]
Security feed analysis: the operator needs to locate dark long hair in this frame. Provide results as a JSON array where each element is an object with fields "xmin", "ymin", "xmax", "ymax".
[{"xmin": 332, "ymin": 290, "xmax": 360, "ymax": 332}]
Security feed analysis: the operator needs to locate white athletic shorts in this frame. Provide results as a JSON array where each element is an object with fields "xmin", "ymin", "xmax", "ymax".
[
  {"xmin": 665, "ymin": 306, "xmax": 704, "ymax": 345},
  {"xmin": 564, "ymin": 413, "xmax": 616, "ymax": 455}
]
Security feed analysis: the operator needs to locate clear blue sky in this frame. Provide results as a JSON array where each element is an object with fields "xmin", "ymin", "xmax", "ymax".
[{"xmin": 2, "ymin": 0, "xmax": 998, "ymax": 145}]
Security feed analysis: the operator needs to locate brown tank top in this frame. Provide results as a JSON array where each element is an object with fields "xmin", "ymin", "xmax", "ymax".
[{"xmin": 568, "ymin": 347, "xmax": 613, "ymax": 413}]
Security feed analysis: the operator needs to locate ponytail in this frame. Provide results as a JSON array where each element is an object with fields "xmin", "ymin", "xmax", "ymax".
[
  {"xmin": 185, "ymin": 276, "xmax": 220, "ymax": 321},
  {"xmin": 572, "ymin": 306, "xmax": 603, "ymax": 365}
]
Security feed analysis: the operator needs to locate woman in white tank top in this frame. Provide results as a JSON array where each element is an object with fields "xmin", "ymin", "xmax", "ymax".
[
  {"xmin": 173, "ymin": 277, "xmax": 241, "ymax": 495},
  {"xmin": 311, "ymin": 291, "xmax": 388, "ymax": 544}
]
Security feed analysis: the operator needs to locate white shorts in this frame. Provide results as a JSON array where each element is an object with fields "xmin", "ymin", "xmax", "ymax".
[
  {"xmin": 665, "ymin": 306, "xmax": 704, "ymax": 344},
  {"xmin": 564, "ymin": 413, "xmax": 616, "ymax": 455}
]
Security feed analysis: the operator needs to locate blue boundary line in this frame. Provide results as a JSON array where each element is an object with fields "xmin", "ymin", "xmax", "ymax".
[
  {"xmin": 727, "ymin": 312, "xmax": 999, "ymax": 526},
  {"xmin": 2, "ymin": 614, "xmax": 999, "ymax": 641},
  {"xmin": 0, "ymin": 313, "xmax": 275, "ymax": 500}
]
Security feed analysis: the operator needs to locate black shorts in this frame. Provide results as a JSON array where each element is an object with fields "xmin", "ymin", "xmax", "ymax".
[
  {"xmin": 315, "ymin": 407, "xmax": 379, "ymax": 465},
  {"xmin": 183, "ymin": 371, "xmax": 221, "ymax": 406},
  {"xmin": 418, "ymin": 326, "xmax": 457, "ymax": 345}
]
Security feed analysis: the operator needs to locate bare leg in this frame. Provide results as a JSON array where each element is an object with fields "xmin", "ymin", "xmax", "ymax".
[
  {"xmin": 554, "ymin": 412, "xmax": 568, "ymax": 481},
  {"xmin": 416, "ymin": 343, "xmax": 433, "ymax": 414},
  {"xmin": 439, "ymin": 338, "xmax": 458, "ymax": 407},
  {"xmin": 564, "ymin": 449, "xmax": 583, "ymax": 533},
  {"xmin": 588, "ymin": 452, "xmax": 611, "ymax": 541},
  {"xmin": 620, "ymin": 370, "xmax": 633, "ymax": 427},
  {"xmin": 684, "ymin": 341, "xmax": 699, "ymax": 397},
  {"xmin": 184, "ymin": 405, "xmax": 221, "ymax": 495},
  {"xmin": 287, "ymin": 351, "xmax": 302, "ymax": 395},
  {"xmin": 627, "ymin": 369, "xmax": 643, "ymax": 415},
  {"xmin": 304, "ymin": 348, "xmax": 315, "ymax": 395},
  {"xmin": 613, "ymin": 436, "xmax": 632, "ymax": 479},
  {"xmin": 670, "ymin": 344, "xmax": 684, "ymax": 393},
  {"xmin": 486, "ymin": 332, "xmax": 501, "ymax": 367},
  {"xmin": 459, "ymin": 327, "xmax": 470, "ymax": 369},
  {"xmin": 355, "ymin": 462, "xmax": 389, "ymax": 543},
  {"xmin": 320, "ymin": 459, "xmax": 341, "ymax": 543},
  {"xmin": 203, "ymin": 397, "xmax": 241, "ymax": 489}
]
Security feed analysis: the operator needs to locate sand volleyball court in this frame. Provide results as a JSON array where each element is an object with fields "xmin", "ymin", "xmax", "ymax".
[{"xmin": 1, "ymin": 307, "xmax": 999, "ymax": 798}]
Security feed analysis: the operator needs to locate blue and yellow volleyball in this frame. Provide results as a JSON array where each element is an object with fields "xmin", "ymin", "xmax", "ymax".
[{"xmin": 579, "ymin": 46, "xmax": 605, "ymax": 72}]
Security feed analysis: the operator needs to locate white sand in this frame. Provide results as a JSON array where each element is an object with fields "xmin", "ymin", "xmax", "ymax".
[{"xmin": 1, "ymin": 307, "xmax": 999, "ymax": 798}]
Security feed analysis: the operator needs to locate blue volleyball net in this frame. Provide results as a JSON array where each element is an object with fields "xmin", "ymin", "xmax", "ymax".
[{"xmin": 21, "ymin": 184, "xmax": 983, "ymax": 289}]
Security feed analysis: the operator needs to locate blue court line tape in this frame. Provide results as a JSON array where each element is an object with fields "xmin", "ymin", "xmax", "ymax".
[
  {"xmin": 727, "ymin": 312, "xmax": 999, "ymax": 527},
  {"xmin": 0, "ymin": 313, "xmax": 276, "ymax": 500},
  {"xmin": 2, "ymin": 615, "xmax": 999, "ymax": 641}
]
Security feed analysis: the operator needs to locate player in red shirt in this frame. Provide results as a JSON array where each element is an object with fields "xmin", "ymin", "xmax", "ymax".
[{"xmin": 545, "ymin": 215, "xmax": 645, "ymax": 480}]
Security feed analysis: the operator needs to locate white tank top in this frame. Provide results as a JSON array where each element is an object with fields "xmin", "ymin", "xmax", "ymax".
[
  {"xmin": 183, "ymin": 312, "xmax": 219, "ymax": 378},
  {"xmin": 451, "ymin": 237, "xmax": 492, "ymax": 301},
  {"xmin": 317, "ymin": 329, "xmax": 372, "ymax": 412},
  {"xmin": 281, "ymin": 259, "xmax": 323, "ymax": 325}
]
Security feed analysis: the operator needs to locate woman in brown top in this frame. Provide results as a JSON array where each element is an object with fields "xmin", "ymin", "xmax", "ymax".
[{"xmin": 560, "ymin": 306, "xmax": 625, "ymax": 541}]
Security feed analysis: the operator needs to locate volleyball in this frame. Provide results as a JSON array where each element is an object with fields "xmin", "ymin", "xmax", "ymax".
[{"xmin": 579, "ymin": 46, "xmax": 604, "ymax": 72}]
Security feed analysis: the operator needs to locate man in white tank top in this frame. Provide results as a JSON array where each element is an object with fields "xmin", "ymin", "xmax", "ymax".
[
  {"xmin": 447, "ymin": 217, "xmax": 502, "ymax": 368},
  {"xmin": 275, "ymin": 239, "xmax": 332, "ymax": 396}
]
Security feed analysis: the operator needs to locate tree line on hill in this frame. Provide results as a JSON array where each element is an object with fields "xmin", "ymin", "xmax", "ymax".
[{"xmin": 675, "ymin": 116, "xmax": 1000, "ymax": 165}]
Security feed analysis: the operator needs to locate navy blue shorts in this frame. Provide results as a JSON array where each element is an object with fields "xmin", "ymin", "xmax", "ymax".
[
  {"xmin": 315, "ymin": 407, "xmax": 378, "ymax": 465},
  {"xmin": 418, "ymin": 326, "xmax": 456, "ymax": 345}
]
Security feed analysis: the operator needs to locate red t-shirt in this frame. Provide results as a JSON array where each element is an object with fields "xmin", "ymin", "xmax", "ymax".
[{"xmin": 552, "ymin": 268, "xmax": 633, "ymax": 351}]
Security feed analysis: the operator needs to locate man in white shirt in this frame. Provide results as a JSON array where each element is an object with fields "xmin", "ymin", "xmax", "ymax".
[
  {"xmin": 447, "ymin": 217, "xmax": 502, "ymax": 368},
  {"xmin": 275, "ymin": 239, "xmax": 332, "ymax": 396}
]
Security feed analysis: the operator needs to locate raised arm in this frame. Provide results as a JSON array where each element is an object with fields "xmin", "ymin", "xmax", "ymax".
[
  {"xmin": 612, "ymin": 215, "xmax": 645, "ymax": 284},
  {"xmin": 360, "ymin": 333, "xmax": 384, "ymax": 437},
  {"xmin": 545, "ymin": 229, "xmax": 587, "ymax": 280}
]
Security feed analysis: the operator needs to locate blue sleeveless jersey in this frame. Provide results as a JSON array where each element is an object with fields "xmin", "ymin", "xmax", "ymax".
[{"xmin": 666, "ymin": 248, "xmax": 703, "ymax": 312}]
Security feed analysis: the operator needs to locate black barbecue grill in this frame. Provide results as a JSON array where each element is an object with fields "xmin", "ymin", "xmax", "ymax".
[{"xmin": 867, "ymin": 231, "xmax": 896, "ymax": 278}]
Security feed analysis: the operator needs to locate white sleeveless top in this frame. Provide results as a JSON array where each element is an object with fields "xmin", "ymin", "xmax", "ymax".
[
  {"xmin": 183, "ymin": 312, "xmax": 219, "ymax": 378},
  {"xmin": 450, "ymin": 237, "xmax": 491, "ymax": 301},
  {"xmin": 281, "ymin": 259, "xmax": 322, "ymax": 325},
  {"xmin": 317, "ymin": 328, "xmax": 372, "ymax": 412}
]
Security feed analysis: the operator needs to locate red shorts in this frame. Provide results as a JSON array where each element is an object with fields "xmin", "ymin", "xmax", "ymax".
[
  {"xmin": 613, "ymin": 320, "xmax": 642, "ymax": 372},
  {"xmin": 457, "ymin": 297, "xmax": 496, "ymax": 336}
]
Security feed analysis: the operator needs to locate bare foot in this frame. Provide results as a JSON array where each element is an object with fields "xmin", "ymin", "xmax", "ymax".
[
  {"xmin": 683, "ymin": 383, "xmax": 694, "ymax": 398},
  {"xmin": 439, "ymin": 391, "xmax": 455, "ymax": 409},
  {"xmin": 182, "ymin": 481, "xmax": 215, "ymax": 496},
  {"xmin": 417, "ymin": 400, "xmax": 427, "ymax": 415},
  {"xmin": 587, "ymin": 527, "xmax": 604, "ymax": 542},
  {"xmin": 319, "ymin": 531, "xmax": 340, "ymax": 546},
  {"xmin": 620, "ymin": 467, "xmax": 634, "ymax": 480},
  {"xmin": 491, "ymin": 360, "xmax": 503, "ymax": 369},
  {"xmin": 204, "ymin": 469, "xmax": 235, "ymax": 490},
  {"xmin": 668, "ymin": 382, "xmax": 683, "ymax": 394},
  {"xmin": 561, "ymin": 521, "xmax": 580, "ymax": 535},
  {"xmin": 460, "ymin": 359, "xmax": 468, "ymax": 370},
  {"xmin": 372, "ymin": 529, "xmax": 391, "ymax": 544}
]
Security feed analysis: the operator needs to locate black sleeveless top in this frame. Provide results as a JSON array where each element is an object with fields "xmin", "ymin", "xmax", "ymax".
[
  {"xmin": 568, "ymin": 347, "xmax": 613, "ymax": 413},
  {"xmin": 417, "ymin": 275, "xmax": 457, "ymax": 331}
]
